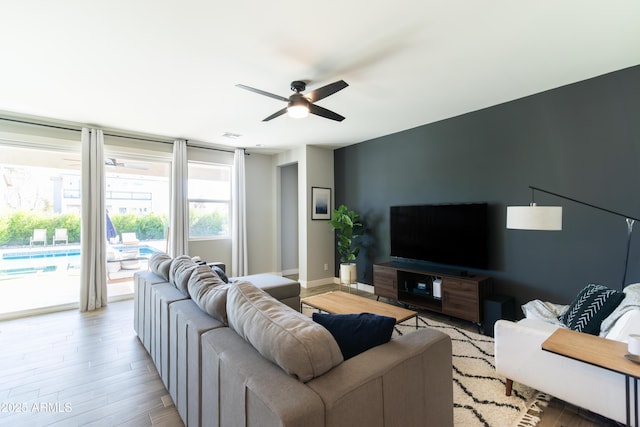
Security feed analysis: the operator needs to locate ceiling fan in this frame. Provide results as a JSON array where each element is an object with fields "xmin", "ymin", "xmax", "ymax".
[
  {"xmin": 236, "ymin": 80, "xmax": 348, "ymax": 122},
  {"xmin": 64, "ymin": 158, "xmax": 148, "ymax": 170},
  {"xmin": 104, "ymin": 158, "xmax": 148, "ymax": 170}
]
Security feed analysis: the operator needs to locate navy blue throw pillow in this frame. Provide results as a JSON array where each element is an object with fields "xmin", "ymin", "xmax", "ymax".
[
  {"xmin": 558, "ymin": 284, "xmax": 625, "ymax": 335},
  {"xmin": 312, "ymin": 312, "xmax": 396, "ymax": 360}
]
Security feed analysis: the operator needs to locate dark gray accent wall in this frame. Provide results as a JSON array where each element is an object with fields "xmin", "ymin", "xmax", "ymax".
[{"xmin": 334, "ymin": 65, "xmax": 640, "ymax": 309}]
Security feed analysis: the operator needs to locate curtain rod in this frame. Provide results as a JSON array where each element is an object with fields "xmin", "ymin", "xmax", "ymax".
[{"xmin": 0, "ymin": 116, "xmax": 241, "ymax": 154}]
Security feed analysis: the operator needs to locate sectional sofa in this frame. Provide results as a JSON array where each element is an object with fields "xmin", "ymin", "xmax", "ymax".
[{"xmin": 134, "ymin": 253, "xmax": 454, "ymax": 427}]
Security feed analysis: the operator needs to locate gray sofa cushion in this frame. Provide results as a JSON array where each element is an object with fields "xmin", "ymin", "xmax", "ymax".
[
  {"xmin": 227, "ymin": 281, "xmax": 343, "ymax": 382},
  {"xmin": 149, "ymin": 252, "xmax": 172, "ymax": 281},
  {"xmin": 231, "ymin": 273, "xmax": 299, "ymax": 300},
  {"xmin": 188, "ymin": 264, "xmax": 231, "ymax": 324},
  {"xmin": 170, "ymin": 255, "xmax": 197, "ymax": 296}
]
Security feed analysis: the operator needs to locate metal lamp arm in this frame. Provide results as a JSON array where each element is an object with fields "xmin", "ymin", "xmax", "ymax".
[
  {"xmin": 529, "ymin": 186, "xmax": 637, "ymax": 289},
  {"xmin": 530, "ymin": 186, "xmax": 640, "ymax": 223}
]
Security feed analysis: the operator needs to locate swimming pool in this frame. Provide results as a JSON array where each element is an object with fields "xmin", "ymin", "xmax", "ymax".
[{"xmin": 0, "ymin": 245, "xmax": 161, "ymax": 276}]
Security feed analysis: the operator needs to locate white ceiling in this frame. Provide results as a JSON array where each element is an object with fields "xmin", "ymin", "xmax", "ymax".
[{"xmin": 1, "ymin": 1, "xmax": 639, "ymax": 154}]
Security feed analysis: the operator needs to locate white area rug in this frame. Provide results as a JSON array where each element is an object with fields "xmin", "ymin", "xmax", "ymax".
[{"xmin": 395, "ymin": 316, "xmax": 550, "ymax": 427}]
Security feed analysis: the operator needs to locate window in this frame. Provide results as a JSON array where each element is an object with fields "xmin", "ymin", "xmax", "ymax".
[{"xmin": 188, "ymin": 162, "xmax": 231, "ymax": 239}]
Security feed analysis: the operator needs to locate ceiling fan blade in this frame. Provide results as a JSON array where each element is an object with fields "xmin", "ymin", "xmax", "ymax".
[
  {"xmin": 236, "ymin": 84, "xmax": 289, "ymax": 102},
  {"xmin": 305, "ymin": 80, "xmax": 348, "ymax": 103},
  {"xmin": 263, "ymin": 107, "xmax": 288, "ymax": 122},
  {"xmin": 308, "ymin": 104, "xmax": 345, "ymax": 122},
  {"xmin": 120, "ymin": 163, "xmax": 149, "ymax": 170}
]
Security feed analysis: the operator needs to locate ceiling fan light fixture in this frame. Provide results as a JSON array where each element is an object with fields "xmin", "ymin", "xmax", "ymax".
[
  {"xmin": 287, "ymin": 104, "xmax": 309, "ymax": 119},
  {"xmin": 287, "ymin": 95, "xmax": 309, "ymax": 118}
]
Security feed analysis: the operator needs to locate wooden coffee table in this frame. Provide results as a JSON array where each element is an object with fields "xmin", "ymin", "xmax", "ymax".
[
  {"xmin": 301, "ymin": 291, "xmax": 418, "ymax": 328},
  {"xmin": 542, "ymin": 328, "xmax": 640, "ymax": 426}
]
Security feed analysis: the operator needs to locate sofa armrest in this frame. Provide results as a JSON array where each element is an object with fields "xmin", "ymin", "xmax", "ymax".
[
  {"xmin": 494, "ymin": 318, "xmax": 560, "ymax": 384},
  {"xmin": 201, "ymin": 327, "xmax": 325, "ymax": 427},
  {"xmin": 604, "ymin": 309, "xmax": 640, "ymax": 341},
  {"xmin": 307, "ymin": 328, "xmax": 453, "ymax": 427},
  {"xmin": 494, "ymin": 319, "xmax": 628, "ymax": 423}
]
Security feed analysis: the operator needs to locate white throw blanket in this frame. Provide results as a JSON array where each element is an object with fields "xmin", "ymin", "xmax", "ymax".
[
  {"xmin": 522, "ymin": 283, "xmax": 640, "ymax": 336},
  {"xmin": 600, "ymin": 283, "xmax": 640, "ymax": 336},
  {"xmin": 521, "ymin": 299, "xmax": 568, "ymax": 327}
]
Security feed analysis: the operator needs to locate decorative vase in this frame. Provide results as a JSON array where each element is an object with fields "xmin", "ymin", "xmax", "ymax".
[{"xmin": 339, "ymin": 263, "xmax": 357, "ymax": 290}]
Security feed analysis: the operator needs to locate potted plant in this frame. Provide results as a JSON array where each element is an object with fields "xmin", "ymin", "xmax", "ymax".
[{"xmin": 329, "ymin": 204, "xmax": 362, "ymax": 287}]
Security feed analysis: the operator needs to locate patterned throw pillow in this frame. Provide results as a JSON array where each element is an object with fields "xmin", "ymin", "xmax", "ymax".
[{"xmin": 558, "ymin": 284, "xmax": 625, "ymax": 335}]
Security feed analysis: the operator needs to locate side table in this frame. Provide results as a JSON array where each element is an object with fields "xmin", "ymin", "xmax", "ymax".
[{"xmin": 542, "ymin": 328, "xmax": 640, "ymax": 427}]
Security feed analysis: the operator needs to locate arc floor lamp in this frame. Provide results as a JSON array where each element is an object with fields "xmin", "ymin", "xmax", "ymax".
[{"xmin": 506, "ymin": 186, "xmax": 639, "ymax": 289}]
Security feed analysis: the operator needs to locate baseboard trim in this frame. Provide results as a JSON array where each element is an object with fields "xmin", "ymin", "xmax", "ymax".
[
  {"xmin": 300, "ymin": 277, "xmax": 374, "ymax": 294},
  {"xmin": 0, "ymin": 302, "xmax": 78, "ymax": 321},
  {"xmin": 300, "ymin": 277, "xmax": 335, "ymax": 289}
]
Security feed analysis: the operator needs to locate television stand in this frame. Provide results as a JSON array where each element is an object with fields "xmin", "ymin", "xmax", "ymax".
[
  {"xmin": 373, "ymin": 262, "xmax": 490, "ymax": 323},
  {"xmin": 390, "ymin": 260, "xmax": 471, "ymax": 278}
]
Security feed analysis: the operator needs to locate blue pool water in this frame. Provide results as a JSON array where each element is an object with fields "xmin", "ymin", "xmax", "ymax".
[{"xmin": 0, "ymin": 245, "xmax": 160, "ymax": 276}]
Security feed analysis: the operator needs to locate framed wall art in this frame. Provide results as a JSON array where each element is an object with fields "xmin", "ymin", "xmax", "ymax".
[{"xmin": 311, "ymin": 187, "xmax": 331, "ymax": 220}]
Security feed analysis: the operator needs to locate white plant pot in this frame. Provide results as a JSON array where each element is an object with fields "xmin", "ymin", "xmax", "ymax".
[{"xmin": 339, "ymin": 263, "xmax": 357, "ymax": 285}]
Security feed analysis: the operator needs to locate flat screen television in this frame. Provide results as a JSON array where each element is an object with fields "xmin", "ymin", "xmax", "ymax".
[{"xmin": 390, "ymin": 203, "xmax": 488, "ymax": 270}]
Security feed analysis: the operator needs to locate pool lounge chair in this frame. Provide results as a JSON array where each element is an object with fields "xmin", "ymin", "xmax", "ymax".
[
  {"xmin": 122, "ymin": 232, "xmax": 140, "ymax": 245},
  {"xmin": 30, "ymin": 229, "xmax": 47, "ymax": 248},
  {"xmin": 52, "ymin": 228, "xmax": 68, "ymax": 245}
]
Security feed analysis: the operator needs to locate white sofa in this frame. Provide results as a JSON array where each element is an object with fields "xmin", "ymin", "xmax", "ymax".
[{"xmin": 495, "ymin": 284, "xmax": 640, "ymax": 424}]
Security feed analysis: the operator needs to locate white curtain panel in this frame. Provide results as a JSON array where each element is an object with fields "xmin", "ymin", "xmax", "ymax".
[
  {"xmin": 169, "ymin": 139, "xmax": 189, "ymax": 257},
  {"xmin": 232, "ymin": 148, "xmax": 248, "ymax": 276},
  {"xmin": 80, "ymin": 128, "xmax": 107, "ymax": 312}
]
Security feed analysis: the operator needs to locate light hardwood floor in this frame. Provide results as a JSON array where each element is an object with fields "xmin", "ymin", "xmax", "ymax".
[
  {"xmin": 0, "ymin": 299, "xmax": 182, "ymax": 427},
  {"xmin": 0, "ymin": 284, "xmax": 619, "ymax": 427}
]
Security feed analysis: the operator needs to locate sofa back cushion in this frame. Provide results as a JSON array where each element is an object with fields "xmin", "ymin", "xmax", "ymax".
[
  {"xmin": 188, "ymin": 265, "xmax": 230, "ymax": 324},
  {"xmin": 170, "ymin": 255, "xmax": 197, "ymax": 296},
  {"xmin": 149, "ymin": 252, "xmax": 172, "ymax": 281},
  {"xmin": 227, "ymin": 281, "xmax": 343, "ymax": 382},
  {"xmin": 601, "ymin": 283, "xmax": 640, "ymax": 338}
]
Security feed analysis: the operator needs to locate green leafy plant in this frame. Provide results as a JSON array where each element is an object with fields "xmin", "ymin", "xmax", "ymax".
[
  {"xmin": 0, "ymin": 211, "xmax": 168, "ymax": 246},
  {"xmin": 329, "ymin": 204, "xmax": 362, "ymax": 263}
]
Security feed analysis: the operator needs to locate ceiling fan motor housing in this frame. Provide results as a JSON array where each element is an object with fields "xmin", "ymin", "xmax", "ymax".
[
  {"xmin": 290, "ymin": 80, "xmax": 306, "ymax": 93},
  {"xmin": 289, "ymin": 93, "xmax": 309, "ymax": 107}
]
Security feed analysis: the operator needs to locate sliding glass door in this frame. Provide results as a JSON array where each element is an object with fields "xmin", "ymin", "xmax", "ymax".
[
  {"xmin": 0, "ymin": 144, "xmax": 82, "ymax": 317},
  {"xmin": 102, "ymin": 149, "xmax": 171, "ymax": 299}
]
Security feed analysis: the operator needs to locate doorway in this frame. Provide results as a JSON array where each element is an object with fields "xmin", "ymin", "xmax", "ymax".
[{"xmin": 280, "ymin": 163, "xmax": 298, "ymax": 276}]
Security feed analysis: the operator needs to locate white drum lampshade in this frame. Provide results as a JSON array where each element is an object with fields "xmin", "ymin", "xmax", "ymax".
[{"xmin": 506, "ymin": 204, "xmax": 563, "ymax": 231}]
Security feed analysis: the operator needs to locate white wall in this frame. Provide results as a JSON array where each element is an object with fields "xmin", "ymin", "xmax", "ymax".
[
  {"xmin": 189, "ymin": 239, "xmax": 232, "ymax": 270},
  {"xmin": 244, "ymin": 152, "xmax": 275, "ymax": 274},
  {"xmin": 275, "ymin": 145, "xmax": 335, "ymax": 287},
  {"xmin": 304, "ymin": 146, "xmax": 335, "ymax": 286}
]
